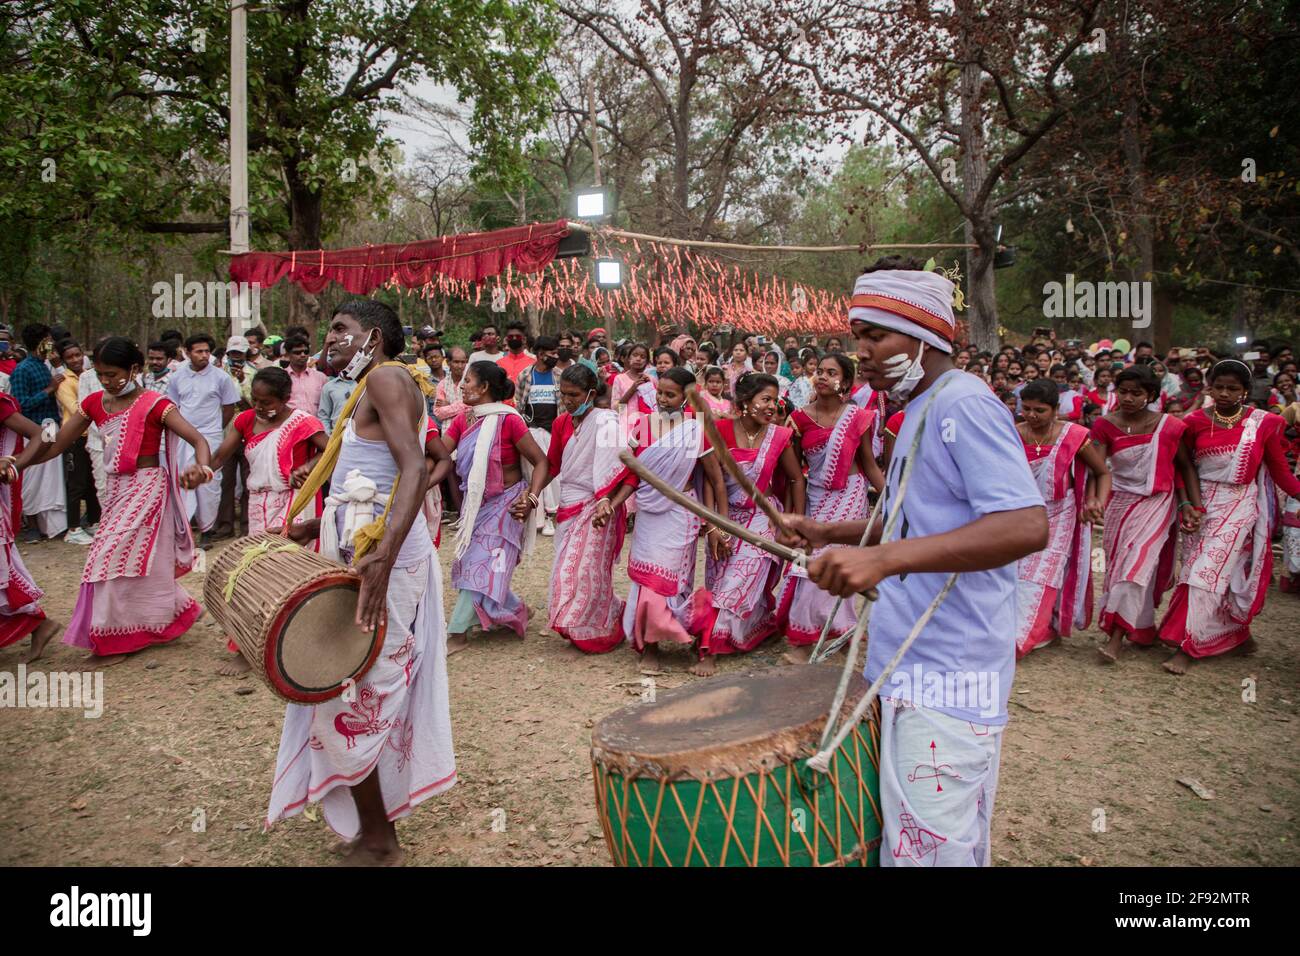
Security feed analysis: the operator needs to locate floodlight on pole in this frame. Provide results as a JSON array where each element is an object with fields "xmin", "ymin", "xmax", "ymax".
[
  {"xmin": 1235, "ymin": 335, "xmax": 1248, "ymax": 345},
  {"xmin": 594, "ymin": 258, "xmax": 623, "ymax": 289},
  {"xmin": 574, "ymin": 187, "xmax": 610, "ymax": 221}
]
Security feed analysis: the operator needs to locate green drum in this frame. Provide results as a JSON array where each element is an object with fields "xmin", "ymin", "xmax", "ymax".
[{"xmin": 591, "ymin": 665, "xmax": 882, "ymax": 867}]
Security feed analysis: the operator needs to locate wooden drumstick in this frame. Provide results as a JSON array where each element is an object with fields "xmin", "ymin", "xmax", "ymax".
[
  {"xmin": 618, "ymin": 450, "xmax": 804, "ymax": 568},
  {"xmin": 686, "ymin": 385, "xmax": 789, "ymax": 535}
]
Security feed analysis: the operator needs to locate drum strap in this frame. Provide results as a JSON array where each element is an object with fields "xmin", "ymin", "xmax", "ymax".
[{"xmin": 284, "ymin": 360, "xmax": 433, "ymax": 560}]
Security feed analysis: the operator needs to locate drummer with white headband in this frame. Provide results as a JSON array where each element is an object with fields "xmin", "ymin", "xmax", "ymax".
[{"xmin": 785, "ymin": 256, "xmax": 1049, "ymax": 866}]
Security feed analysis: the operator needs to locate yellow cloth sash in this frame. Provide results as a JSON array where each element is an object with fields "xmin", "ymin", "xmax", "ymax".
[{"xmin": 284, "ymin": 360, "xmax": 434, "ymax": 561}]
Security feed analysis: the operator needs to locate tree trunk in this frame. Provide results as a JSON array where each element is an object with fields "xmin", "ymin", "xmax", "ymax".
[
  {"xmin": 1117, "ymin": 14, "xmax": 1156, "ymax": 349},
  {"xmin": 285, "ymin": 158, "xmax": 325, "ymax": 328},
  {"xmin": 959, "ymin": 57, "xmax": 998, "ymax": 351}
]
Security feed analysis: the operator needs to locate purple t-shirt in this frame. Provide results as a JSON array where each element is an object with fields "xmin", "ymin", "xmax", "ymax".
[{"xmin": 865, "ymin": 369, "xmax": 1044, "ymax": 725}]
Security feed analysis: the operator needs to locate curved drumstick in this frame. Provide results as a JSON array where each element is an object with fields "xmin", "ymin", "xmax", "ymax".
[
  {"xmin": 686, "ymin": 385, "xmax": 789, "ymax": 535},
  {"xmin": 619, "ymin": 450, "xmax": 804, "ymax": 569}
]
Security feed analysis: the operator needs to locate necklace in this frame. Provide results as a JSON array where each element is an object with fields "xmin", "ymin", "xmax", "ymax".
[
  {"xmin": 1026, "ymin": 422, "xmax": 1057, "ymax": 450},
  {"xmin": 742, "ymin": 419, "xmax": 765, "ymax": 445},
  {"xmin": 1211, "ymin": 405, "xmax": 1245, "ymax": 429},
  {"xmin": 804, "ymin": 402, "xmax": 841, "ymax": 430},
  {"xmin": 1120, "ymin": 410, "xmax": 1154, "ymax": 435}
]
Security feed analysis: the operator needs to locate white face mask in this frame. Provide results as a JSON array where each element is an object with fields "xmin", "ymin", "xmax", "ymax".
[
  {"xmin": 116, "ymin": 376, "xmax": 138, "ymax": 397},
  {"xmin": 883, "ymin": 341, "xmax": 927, "ymax": 401},
  {"xmin": 339, "ymin": 330, "xmax": 377, "ymax": 382}
]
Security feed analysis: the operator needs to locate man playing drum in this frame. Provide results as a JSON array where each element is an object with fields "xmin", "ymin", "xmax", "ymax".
[
  {"xmin": 267, "ymin": 299, "xmax": 455, "ymax": 866},
  {"xmin": 788, "ymin": 258, "xmax": 1048, "ymax": 867}
]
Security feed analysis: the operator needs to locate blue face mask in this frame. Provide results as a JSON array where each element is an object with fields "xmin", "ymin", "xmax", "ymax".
[{"xmin": 574, "ymin": 389, "xmax": 595, "ymax": 417}]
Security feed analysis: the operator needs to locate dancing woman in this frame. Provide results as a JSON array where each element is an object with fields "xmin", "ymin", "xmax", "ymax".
[
  {"xmin": 0, "ymin": 395, "xmax": 60, "ymax": 661},
  {"xmin": 1013, "ymin": 380, "xmax": 1110, "ymax": 659},
  {"xmin": 441, "ymin": 361, "xmax": 549, "ymax": 652},
  {"xmin": 691, "ymin": 373, "xmax": 806, "ymax": 676},
  {"xmin": 539, "ymin": 364, "xmax": 628, "ymax": 653},
  {"xmin": 592, "ymin": 367, "xmax": 727, "ymax": 673},
  {"xmin": 1093, "ymin": 365, "xmax": 1202, "ymax": 663},
  {"xmin": 211, "ymin": 367, "xmax": 327, "ymax": 535},
  {"xmin": 1, "ymin": 337, "xmax": 213, "ymax": 665},
  {"xmin": 1157, "ymin": 360, "xmax": 1300, "ymax": 673},
  {"xmin": 208, "ymin": 366, "xmax": 327, "ymax": 676},
  {"xmin": 774, "ymin": 353, "xmax": 885, "ymax": 662}
]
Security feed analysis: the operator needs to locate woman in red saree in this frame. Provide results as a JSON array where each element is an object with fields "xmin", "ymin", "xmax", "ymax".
[
  {"xmin": 691, "ymin": 373, "xmax": 806, "ymax": 675},
  {"xmin": 1, "ymin": 338, "xmax": 213, "ymax": 665},
  {"xmin": 208, "ymin": 366, "xmax": 327, "ymax": 676},
  {"xmin": 539, "ymin": 364, "xmax": 628, "ymax": 653},
  {"xmin": 0, "ymin": 395, "xmax": 60, "ymax": 661},
  {"xmin": 1092, "ymin": 365, "xmax": 1202, "ymax": 664},
  {"xmin": 1158, "ymin": 360, "xmax": 1300, "ymax": 673},
  {"xmin": 1013, "ymin": 380, "xmax": 1110, "ymax": 659},
  {"xmin": 593, "ymin": 368, "xmax": 728, "ymax": 674},
  {"xmin": 774, "ymin": 354, "xmax": 884, "ymax": 663}
]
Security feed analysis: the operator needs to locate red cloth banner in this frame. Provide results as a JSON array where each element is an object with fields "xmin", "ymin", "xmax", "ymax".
[{"xmin": 228, "ymin": 220, "xmax": 570, "ymax": 295}]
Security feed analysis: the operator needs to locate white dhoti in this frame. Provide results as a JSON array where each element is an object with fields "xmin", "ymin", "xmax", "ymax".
[
  {"xmin": 265, "ymin": 550, "xmax": 456, "ymax": 839},
  {"xmin": 879, "ymin": 698, "xmax": 1004, "ymax": 867},
  {"xmin": 21, "ymin": 456, "xmax": 67, "ymax": 538},
  {"xmin": 529, "ymin": 426, "xmax": 559, "ymax": 515},
  {"xmin": 266, "ymin": 415, "xmax": 455, "ymax": 839},
  {"xmin": 175, "ymin": 430, "xmax": 222, "ymax": 531}
]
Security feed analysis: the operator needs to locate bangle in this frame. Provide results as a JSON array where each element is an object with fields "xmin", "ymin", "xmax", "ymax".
[
  {"xmin": 200, "ymin": 465, "xmax": 215, "ymax": 481},
  {"xmin": 526, "ymin": 492, "xmax": 539, "ymax": 508}
]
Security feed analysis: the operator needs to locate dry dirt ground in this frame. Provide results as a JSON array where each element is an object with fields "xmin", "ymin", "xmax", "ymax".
[{"xmin": 2, "ymin": 529, "xmax": 1297, "ymax": 867}]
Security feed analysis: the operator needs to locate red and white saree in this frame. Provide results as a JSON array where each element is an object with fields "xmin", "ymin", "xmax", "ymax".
[
  {"xmin": 64, "ymin": 390, "xmax": 201, "ymax": 656},
  {"xmin": 1093, "ymin": 414, "xmax": 1185, "ymax": 645},
  {"xmin": 238, "ymin": 407, "xmax": 324, "ymax": 534},
  {"xmin": 695, "ymin": 419, "xmax": 791, "ymax": 657},
  {"xmin": 1014, "ymin": 422, "xmax": 1093, "ymax": 658},
  {"xmin": 775, "ymin": 404, "xmax": 874, "ymax": 646},
  {"xmin": 1159, "ymin": 409, "xmax": 1300, "ymax": 657},
  {"xmin": 546, "ymin": 407, "xmax": 627, "ymax": 653},
  {"xmin": 0, "ymin": 395, "xmax": 47, "ymax": 648},
  {"xmin": 620, "ymin": 414, "xmax": 711, "ymax": 652}
]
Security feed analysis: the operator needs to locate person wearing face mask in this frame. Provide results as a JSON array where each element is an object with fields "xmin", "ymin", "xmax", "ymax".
[
  {"xmin": 206, "ymin": 366, "xmax": 328, "ymax": 677},
  {"xmin": 516, "ymin": 336, "xmax": 563, "ymax": 536},
  {"xmin": 772, "ymin": 353, "xmax": 883, "ymax": 665},
  {"xmin": 466, "ymin": 323, "xmax": 503, "ymax": 367},
  {"xmin": 532, "ymin": 364, "xmax": 626, "ymax": 652},
  {"xmin": 554, "ymin": 333, "xmax": 577, "ymax": 375},
  {"xmin": 496, "ymin": 321, "xmax": 535, "ymax": 383},
  {"xmin": 1, "ymin": 337, "xmax": 214, "ymax": 666},
  {"xmin": 781, "ymin": 256, "xmax": 1050, "ymax": 867},
  {"xmin": 270, "ymin": 298, "xmax": 455, "ymax": 866},
  {"xmin": 441, "ymin": 361, "xmax": 550, "ymax": 652}
]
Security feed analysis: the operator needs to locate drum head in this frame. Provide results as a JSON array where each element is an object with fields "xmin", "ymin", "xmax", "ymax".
[
  {"xmin": 592, "ymin": 665, "xmax": 869, "ymax": 780},
  {"xmin": 273, "ymin": 581, "xmax": 383, "ymax": 700}
]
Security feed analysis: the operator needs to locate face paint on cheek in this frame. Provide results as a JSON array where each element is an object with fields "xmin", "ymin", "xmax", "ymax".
[{"xmin": 882, "ymin": 352, "xmax": 914, "ymax": 380}]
